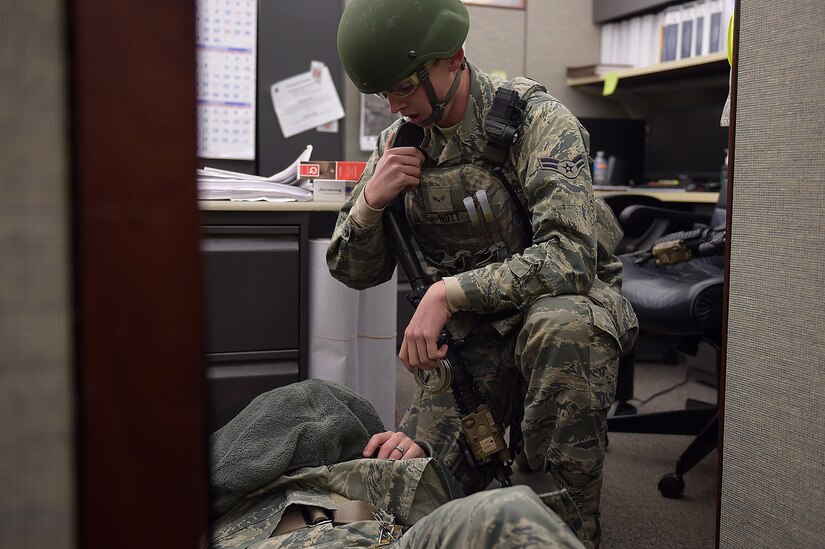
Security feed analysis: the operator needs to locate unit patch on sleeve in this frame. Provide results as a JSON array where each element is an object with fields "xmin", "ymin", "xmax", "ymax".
[{"xmin": 539, "ymin": 154, "xmax": 586, "ymax": 179}]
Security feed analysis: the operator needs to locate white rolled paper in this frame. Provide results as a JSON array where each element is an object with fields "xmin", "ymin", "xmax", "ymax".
[{"xmin": 308, "ymin": 238, "xmax": 398, "ymax": 429}]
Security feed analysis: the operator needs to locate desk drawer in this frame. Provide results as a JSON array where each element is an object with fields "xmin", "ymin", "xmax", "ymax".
[
  {"xmin": 206, "ymin": 352, "xmax": 300, "ymax": 431},
  {"xmin": 202, "ymin": 225, "xmax": 300, "ymax": 353}
]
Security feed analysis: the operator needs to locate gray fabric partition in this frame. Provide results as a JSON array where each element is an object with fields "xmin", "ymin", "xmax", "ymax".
[
  {"xmin": 0, "ymin": 1, "xmax": 75, "ymax": 547},
  {"xmin": 720, "ymin": 0, "xmax": 825, "ymax": 546}
]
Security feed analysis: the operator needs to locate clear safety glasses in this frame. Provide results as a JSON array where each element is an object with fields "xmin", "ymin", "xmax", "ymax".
[{"xmin": 374, "ymin": 60, "xmax": 437, "ymax": 100}]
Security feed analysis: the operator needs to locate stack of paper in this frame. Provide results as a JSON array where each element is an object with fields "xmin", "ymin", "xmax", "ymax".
[{"xmin": 197, "ymin": 145, "xmax": 314, "ymax": 202}]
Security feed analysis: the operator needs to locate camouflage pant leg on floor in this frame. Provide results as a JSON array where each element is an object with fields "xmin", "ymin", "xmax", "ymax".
[
  {"xmin": 398, "ymin": 321, "xmax": 520, "ymax": 494},
  {"xmin": 515, "ymin": 294, "xmax": 620, "ymax": 549},
  {"xmin": 396, "ymin": 485, "xmax": 585, "ymax": 549}
]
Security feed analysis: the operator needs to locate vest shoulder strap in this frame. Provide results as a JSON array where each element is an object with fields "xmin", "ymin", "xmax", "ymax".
[
  {"xmin": 482, "ymin": 79, "xmax": 546, "ymax": 225},
  {"xmin": 483, "ymin": 78, "xmax": 545, "ymax": 165}
]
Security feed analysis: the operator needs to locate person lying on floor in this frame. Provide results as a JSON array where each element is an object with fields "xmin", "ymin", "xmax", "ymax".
[{"xmin": 208, "ymin": 379, "xmax": 584, "ymax": 548}]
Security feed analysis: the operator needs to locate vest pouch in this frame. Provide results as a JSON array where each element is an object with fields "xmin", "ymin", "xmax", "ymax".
[{"xmin": 405, "ymin": 163, "xmax": 529, "ymax": 277}]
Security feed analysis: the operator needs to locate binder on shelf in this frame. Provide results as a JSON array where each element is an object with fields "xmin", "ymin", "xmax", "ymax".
[
  {"xmin": 618, "ymin": 18, "xmax": 632, "ymax": 65},
  {"xmin": 721, "ymin": 0, "xmax": 735, "ymax": 54},
  {"xmin": 597, "ymin": 0, "xmax": 729, "ymax": 73},
  {"xmin": 694, "ymin": 0, "xmax": 709, "ymax": 57},
  {"xmin": 660, "ymin": 6, "xmax": 682, "ymax": 63},
  {"xmin": 680, "ymin": 2, "xmax": 697, "ymax": 61},
  {"xmin": 638, "ymin": 14, "xmax": 658, "ymax": 68},
  {"xmin": 628, "ymin": 16, "xmax": 642, "ymax": 66},
  {"xmin": 707, "ymin": 0, "xmax": 725, "ymax": 54},
  {"xmin": 600, "ymin": 23, "xmax": 615, "ymax": 65}
]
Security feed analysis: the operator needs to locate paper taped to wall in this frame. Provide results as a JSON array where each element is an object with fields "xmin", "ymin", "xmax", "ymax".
[{"xmin": 270, "ymin": 61, "xmax": 345, "ymax": 139}]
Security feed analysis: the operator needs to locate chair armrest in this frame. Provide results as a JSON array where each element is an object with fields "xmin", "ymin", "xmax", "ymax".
[{"xmin": 619, "ymin": 204, "xmax": 711, "ymax": 227}]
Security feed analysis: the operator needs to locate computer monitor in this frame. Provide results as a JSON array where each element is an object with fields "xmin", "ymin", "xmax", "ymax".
[
  {"xmin": 644, "ymin": 104, "xmax": 729, "ymax": 182},
  {"xmin": 580, "ymin": 117, "xmax": 646, "ymax": 186}
]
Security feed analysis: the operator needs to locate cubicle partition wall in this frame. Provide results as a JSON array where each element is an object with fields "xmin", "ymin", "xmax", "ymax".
[
  {"xmin": 719, "ymin": 0, "xmax": 825, "ymax": 546},
  {"xmin": 204, "ymin": 0, "xmax": 345, "ymax": 176},
  {"xmin": 255, "ymin": 0, "xmax": 345, "ymax": 176},
  {"xmin": 1, "ymin": 2, "xmax": 75, "ymax": 546}
]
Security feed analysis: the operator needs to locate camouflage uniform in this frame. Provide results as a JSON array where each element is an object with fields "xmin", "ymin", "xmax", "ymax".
[
  {"xmin": 211, "ymin": 457, "xmax": 452, "ymax": 548},
  {"xmin": 327, "ymin": 61, "xmax": 638, "ymax": 548},
  {"xmin": 212, "ymin": 457, "xmax": 584, "ymax": 549}
]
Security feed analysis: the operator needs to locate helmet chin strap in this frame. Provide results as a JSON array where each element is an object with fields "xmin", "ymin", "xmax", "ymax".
[{"xmin": 416, "ymin": 59, "xmax": 466, "ymax": 127}]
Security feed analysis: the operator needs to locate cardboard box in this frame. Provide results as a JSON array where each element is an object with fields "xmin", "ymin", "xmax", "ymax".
[
  {"xmin": 312, "ymin": 179, "xmax": 354, "ymax": 202},
  {"xmin": 299, "ymin": 160, "xmax": 366, "ymax": 181}
]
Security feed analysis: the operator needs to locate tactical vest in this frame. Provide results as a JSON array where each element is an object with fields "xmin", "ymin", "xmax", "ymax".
[{"xmin": 403, "ymin": 78, "xmax": 546, "ymax": 278}]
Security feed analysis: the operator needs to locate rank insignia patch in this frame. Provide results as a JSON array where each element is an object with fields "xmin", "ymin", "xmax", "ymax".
[
  {"xmin": 426, "ymin": 188, "xmax": 453, "ymax": 212},
  {"xmin": 539, "ymin": 154, "xmax": 586, "ymax": 179}
]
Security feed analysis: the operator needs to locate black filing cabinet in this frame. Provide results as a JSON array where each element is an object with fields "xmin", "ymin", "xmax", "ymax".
[{"xmin": 201, "ymin": 210, "xmax": 309, "ymax": 432}]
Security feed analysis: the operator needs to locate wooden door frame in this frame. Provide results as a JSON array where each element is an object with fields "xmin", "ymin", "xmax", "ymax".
[
  {"xmin": 716, "ymin": 0, "xmax": 740, "ymax": 546},
  {"xmin": 70, "ymin": 1, "xmax": 208, "ymax": 546}
]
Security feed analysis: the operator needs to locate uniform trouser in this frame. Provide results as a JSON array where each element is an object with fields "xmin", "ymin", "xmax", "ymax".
[
  {"xmin": 397, "ymin": 485, "xmax": 584, "ymax": 549},
  {"xmin": 398, "ymin": 294, "xmax": 620, "ymax": 549},
  {"xmin": 263, "ymin": 486, "xmax": 585, "ymax": 548}
]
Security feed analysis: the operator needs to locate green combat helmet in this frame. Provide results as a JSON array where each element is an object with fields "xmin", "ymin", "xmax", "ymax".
[{"xmin": 337, "ymin": 0, "xmax": 470, "ymax": 125}]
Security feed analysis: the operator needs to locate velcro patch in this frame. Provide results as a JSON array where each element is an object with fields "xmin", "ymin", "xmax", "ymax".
[{"xmin": 539, "ymin": 154, "xmax": 586, "ymax": 179}]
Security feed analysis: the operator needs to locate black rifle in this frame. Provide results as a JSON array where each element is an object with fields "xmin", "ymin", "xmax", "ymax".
[
  {"xmin": 384, "ymin": 121, "xmax": 513, "ymax": 488},
  {"xmin": 630, "ymin": 225, "xmax": 726, "ymax": 266}
]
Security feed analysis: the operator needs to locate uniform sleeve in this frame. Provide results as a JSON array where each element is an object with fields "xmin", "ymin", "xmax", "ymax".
[
  {"xmin": 326, "ymin": 136, "xmax": 399, "ymax": 290},
  {"xmin": 453, "ymin": 101, "xmax": 597, "ymax": 313}
]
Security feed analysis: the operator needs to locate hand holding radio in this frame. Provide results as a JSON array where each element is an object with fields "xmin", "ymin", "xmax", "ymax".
[{"xmin": 363, "ymin": 129, "xmax": 426, "ymax": 209}]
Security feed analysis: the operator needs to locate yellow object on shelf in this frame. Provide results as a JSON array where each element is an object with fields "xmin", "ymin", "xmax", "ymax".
[{"xmin": 602, "ymin": 73, "xmax": 619, "ymax": 96}]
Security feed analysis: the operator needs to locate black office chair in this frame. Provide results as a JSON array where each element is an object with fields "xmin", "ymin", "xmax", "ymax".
[
  {"xmin": 602, "ymin": 194, "xmax": 706, "ymax": 256},
  {"xmin": 608, "ymin": 186, "xmax": 727, "ymax": 498}
]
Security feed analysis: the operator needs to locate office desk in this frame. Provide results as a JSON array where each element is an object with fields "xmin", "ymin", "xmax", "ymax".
[
  {"xmin": 198, "ymin": 192, "xmax": 717, "ymax": 428},
  {"xmin": 199, "ymin": 200, "xmax": 340, "ymax": 430},
  {"xmin": 595, "ymin": 191, "xmax": 720, "ymax": 234},
  {"xmin": 201, "ymin": 191, "xmax": 719, "ymax": 209},
  {"xmin": 595, "ymin": 190, "xmax": 720, "ymax": 204},
  {"xmin": 199, "ymin": 200, "xmax": 343, "ymax": 213},
  {"xmin": 199, "ymin": 191, "xmax": 720, "ymax": 212}
]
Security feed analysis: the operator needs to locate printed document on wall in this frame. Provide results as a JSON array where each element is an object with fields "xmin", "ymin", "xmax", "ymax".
[
  {"xmin": 195, "ymin": 0, "xmax": 257, "ymax": 160},
  {"xmin": 270, "ymin": 62, "xmax": 345, "ymax": 139}
]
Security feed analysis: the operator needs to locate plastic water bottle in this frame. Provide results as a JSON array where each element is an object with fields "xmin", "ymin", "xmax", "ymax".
[{"xmin": 593, "ymin": 151, "xmax": 608, "ymax": 185}]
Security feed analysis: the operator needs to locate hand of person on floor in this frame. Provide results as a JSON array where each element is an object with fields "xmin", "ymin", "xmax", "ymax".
[{"xmin": 363, "ymin": 431, "xmax": 425, "ymax": 460}]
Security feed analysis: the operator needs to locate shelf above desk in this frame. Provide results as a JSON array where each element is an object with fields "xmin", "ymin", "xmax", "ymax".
[{"xmin": 567, "ymin": 52, "xmax": 729, "ymax": 92}]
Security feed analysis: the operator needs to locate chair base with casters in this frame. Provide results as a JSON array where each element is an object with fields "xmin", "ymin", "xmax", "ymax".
[{"xmin": 608, "ymin": 254, "xmax": 724, "ymax": 499}]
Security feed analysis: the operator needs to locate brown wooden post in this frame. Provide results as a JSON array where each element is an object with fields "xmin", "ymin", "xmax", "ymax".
[{"xmin": 70, "ymin": 1, "xmax": 209, "ymax": 546}]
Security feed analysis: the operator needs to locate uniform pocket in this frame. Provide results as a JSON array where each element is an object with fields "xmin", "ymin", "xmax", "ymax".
[
  {"xmin": 586, "ymin": 301, "xmax": 622, "ymax": 410},
  {"xmin": 588, "ymin": 279, "xmax": 639, "ymax": 356}
]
